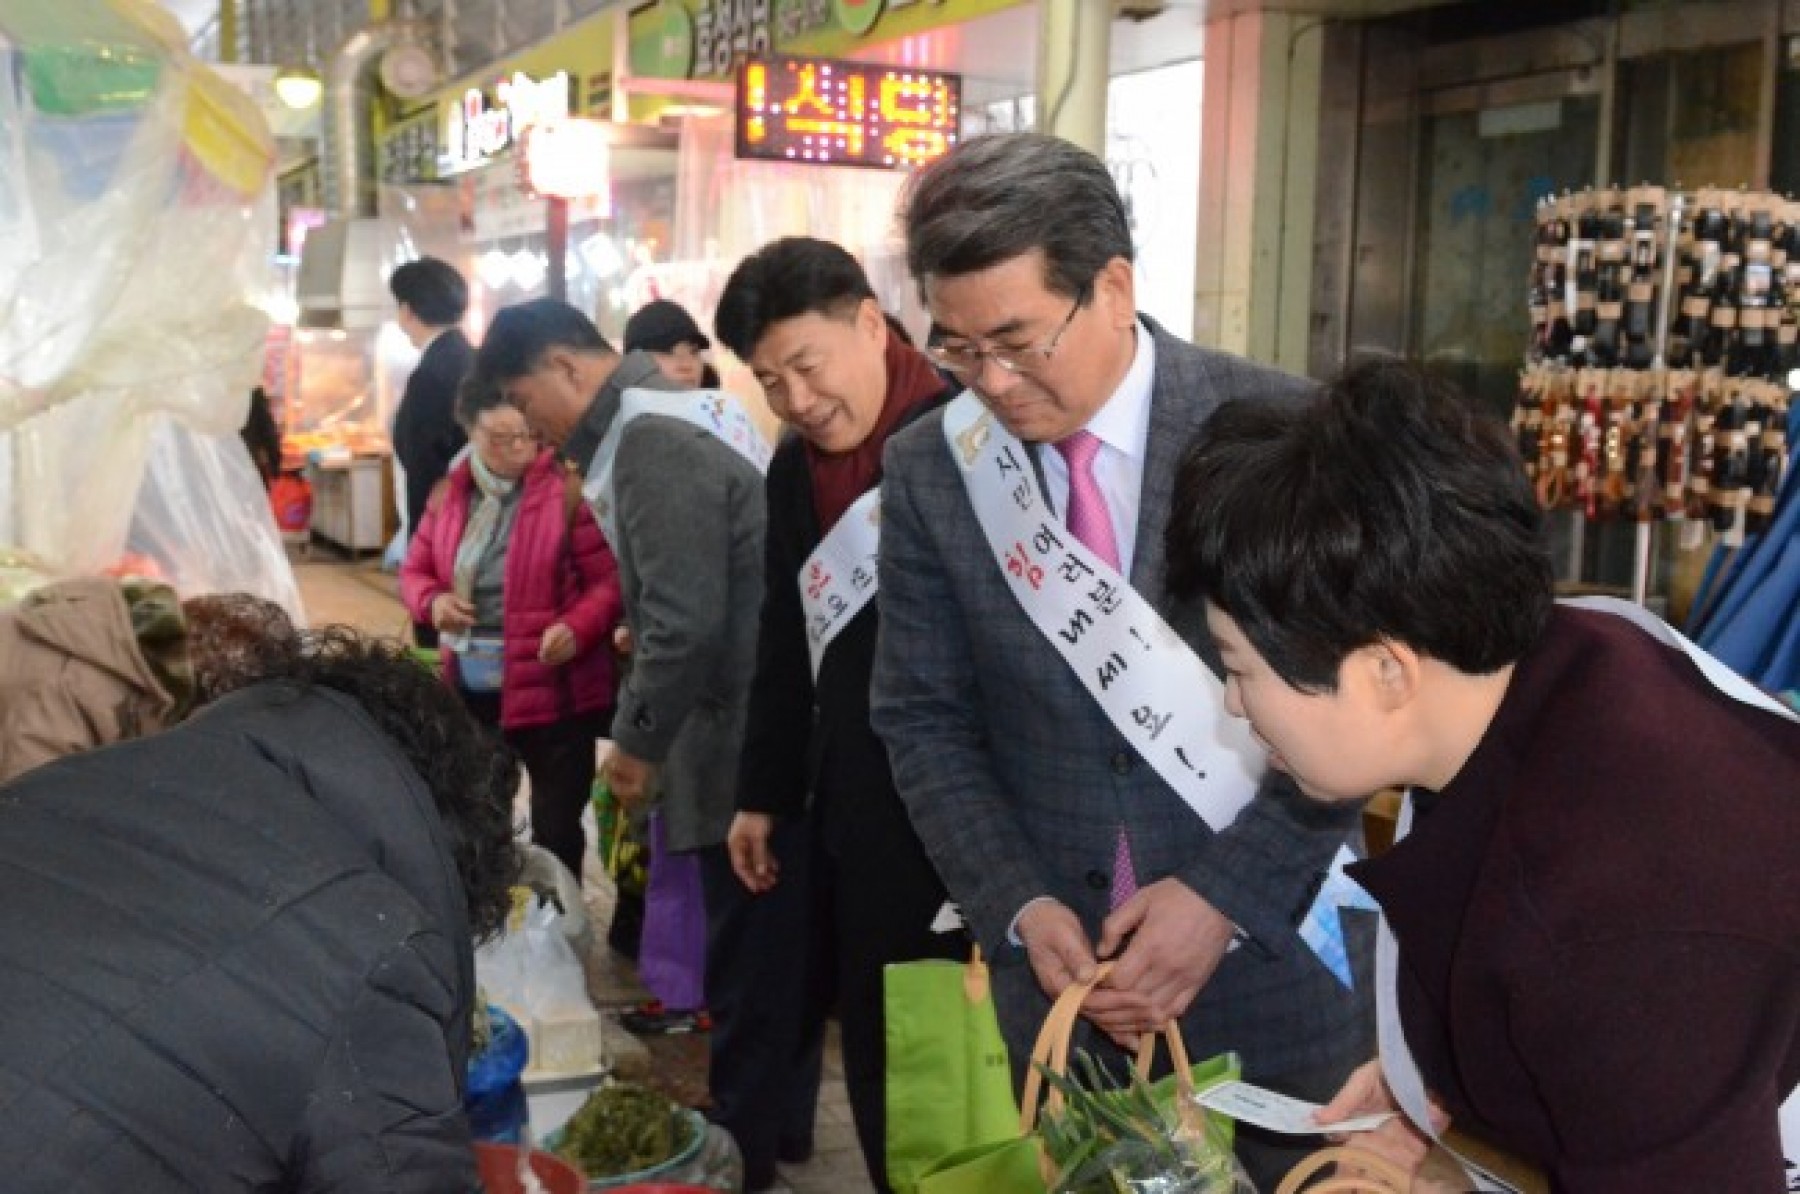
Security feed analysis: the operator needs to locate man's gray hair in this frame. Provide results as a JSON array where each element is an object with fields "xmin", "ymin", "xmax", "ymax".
[{"xmin": 901, "ymin": 132, "xmax": 1133, "ymax": 300}]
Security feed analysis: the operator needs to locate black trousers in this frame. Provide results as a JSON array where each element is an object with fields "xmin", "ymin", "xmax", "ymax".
[
  {"xmin": 459, "ymin": 690, "xmax": 607, "ymax": 881},
  {"xmin": 698, "ymin": 823, "xmax": 831, "ymax": 1176},
  {"xmin": 829, "ymin": 827, "xmax": 966, "ymax": 1192}
]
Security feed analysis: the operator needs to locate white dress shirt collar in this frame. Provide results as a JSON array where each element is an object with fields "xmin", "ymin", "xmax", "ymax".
[
  {"xmin": 1039, "ymin": 321, "xmax": 1158, "ymax": 577},
  {"xmin": 1082, "ymin": 321, "xmax": 1156, "ymax": 463}
]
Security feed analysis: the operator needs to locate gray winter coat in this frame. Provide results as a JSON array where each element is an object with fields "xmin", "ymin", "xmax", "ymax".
[{"xmin": 565, "ymin": 352, "xmax": 767, "ymax": 851}]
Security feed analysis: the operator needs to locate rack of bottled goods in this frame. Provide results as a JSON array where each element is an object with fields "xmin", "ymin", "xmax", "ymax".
[{"xmin": 1516, "ymin": 186, "xmax": 1790, "ymax": 550}]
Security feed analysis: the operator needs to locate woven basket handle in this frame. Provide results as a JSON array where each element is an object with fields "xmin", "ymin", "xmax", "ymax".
[
  {"xmin": 1018, "ymin": 963, "xmax": 1199, "ymax": 1129},
  {"xmin": 1017, "ymin": 962, "xmax": 1113, "ymax": 1134},
  {"xmin": 1274, "ymin": 1146, "xmax": 1413, "ymax": 1194}
]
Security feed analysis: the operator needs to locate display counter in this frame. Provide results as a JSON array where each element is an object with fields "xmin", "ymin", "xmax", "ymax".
[{"xmin": 308, "ymin": 454, "xmax": 394, "ymax": 555}]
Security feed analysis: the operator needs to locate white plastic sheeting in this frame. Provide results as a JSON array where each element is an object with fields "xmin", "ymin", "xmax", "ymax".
[
  {"xmin": 0, "ymin": 1, "xmax": 299, "ymax": 618},
  {"xmin": 128, "ymin": 419, "xmax": 303, "ymax": 620}
]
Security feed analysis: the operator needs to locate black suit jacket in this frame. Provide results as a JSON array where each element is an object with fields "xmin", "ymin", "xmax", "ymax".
[
  {"xmin": 393, "ymin": 328, "xmax": 472, "ymax": 536},
  {"xmin": 737, "ymin": 394, "xmax": 949, "ymax": 858}
]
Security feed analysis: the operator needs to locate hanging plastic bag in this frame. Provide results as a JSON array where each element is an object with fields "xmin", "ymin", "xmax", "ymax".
[
  {"xmin": 124, "ymin": 417, "xmax": 302, "ymax": 621},
  {"xmin": 0, "ymin": 1, "xmax": 275, "ymax": 582}
]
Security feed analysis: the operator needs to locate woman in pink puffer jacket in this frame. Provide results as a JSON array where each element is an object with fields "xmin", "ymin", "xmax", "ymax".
[{"xmin": 402, "ymin": 399, "xmax": 622, "ymax": 881}]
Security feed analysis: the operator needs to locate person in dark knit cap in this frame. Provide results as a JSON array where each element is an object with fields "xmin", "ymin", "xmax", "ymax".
[{"xmin": 625, "ymin": 298, "xmax": 720, "ymax": 389}]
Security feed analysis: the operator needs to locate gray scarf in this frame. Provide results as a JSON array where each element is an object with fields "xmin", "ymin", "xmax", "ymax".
[{"xmin": 451, "ymin": 453, "xmax": 517, "ymax": 602}]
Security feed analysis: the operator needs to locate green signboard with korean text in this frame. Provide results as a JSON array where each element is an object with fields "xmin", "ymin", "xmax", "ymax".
[{"xmin": 629, "ymin": 0, "xmax": 1026, "ymax": 81}]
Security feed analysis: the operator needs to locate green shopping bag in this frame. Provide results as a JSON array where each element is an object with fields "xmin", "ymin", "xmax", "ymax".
[
  {"xmin": 916, "ymin": 962, "xmax": 1241, "ymax": 1194},
  {"xmin": 915, "ymin": 1134, "xmax": 1046, "ymax": 1194},
  {"xmin": 885, "ymin": 948, "xmax": 1020, "ymax": 1194}
]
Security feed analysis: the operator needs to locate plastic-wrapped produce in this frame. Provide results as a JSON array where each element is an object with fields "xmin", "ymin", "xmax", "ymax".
[{"xmin": 0, "ymin": 0, "xmax": 295, "ymax": 614}]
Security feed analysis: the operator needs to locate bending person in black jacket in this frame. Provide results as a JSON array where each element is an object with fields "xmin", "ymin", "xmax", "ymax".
[
  {"xmin": 715, "ymin": 238, "xmax": 963, "ymax": 1192},
  {"xmin": 0, "ymin": 628, "xmax": 519, "ymax": 1194}
]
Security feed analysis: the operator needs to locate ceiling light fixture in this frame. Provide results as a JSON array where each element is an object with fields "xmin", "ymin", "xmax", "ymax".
[{"xmin": 274, "ymin": 65, "xmax": 323, "ymax": 110}]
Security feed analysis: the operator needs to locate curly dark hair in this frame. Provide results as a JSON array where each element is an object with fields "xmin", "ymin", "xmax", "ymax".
[
  {"xmin": 256, "ymin": 627, "xmax": 521, "ymax": 939},
  {"xmin": 181, "ymin": 593, "xmax": 301, "ymax": 706}
]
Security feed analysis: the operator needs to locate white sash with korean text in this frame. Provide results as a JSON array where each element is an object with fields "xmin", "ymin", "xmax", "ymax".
[
  {"xmin": 941, "ymin": 392, "xmax": 1264, "ymax": 832},
  {"xmin": 1375, "ymin": 595, "xmax": 1799, "ymax": 1191},
  {"xmin": 582, "ymin": 387, "xmax": 772, "ymax": 544},
  {"xmin": 798, "ymin": 488, "xmax": 881, "ymax": 678}
]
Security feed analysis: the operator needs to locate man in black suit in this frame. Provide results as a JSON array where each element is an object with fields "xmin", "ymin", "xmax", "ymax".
[
  {"xmin": 390, "ymin": 258, "xmax": 473, "ymax": 647},
  {"xmin": 714, "ymin": 239, "xmax": 959, "ymax": 1192}
]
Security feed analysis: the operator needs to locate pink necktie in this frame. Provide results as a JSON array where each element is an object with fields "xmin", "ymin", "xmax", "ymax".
[
  {"xmin": 1053, "ymin": 430, "xmax": 1121, "ymax": 570},
  {"xmin": 1054, "ymin": 430, "xmax": 1137, "ymax": 907}
]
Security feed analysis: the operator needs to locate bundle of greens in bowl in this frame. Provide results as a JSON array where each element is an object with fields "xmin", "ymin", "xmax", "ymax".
[
  {"xmin": 551, "ymin": 1082, "xmax": 700, "ymax": 1184},
  {"xmin": 1038, "ymin": 1051, "xmax": 1252, "ymax": 1194}
]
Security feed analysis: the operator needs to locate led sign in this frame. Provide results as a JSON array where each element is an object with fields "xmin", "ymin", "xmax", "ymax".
[{"xmin": 736, "ymin": 56, "xmax": 959, "ymax": 170}]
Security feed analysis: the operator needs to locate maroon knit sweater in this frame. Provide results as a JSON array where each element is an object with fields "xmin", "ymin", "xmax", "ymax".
[{"xmin": 1349, "ymin": 606, "xmax": 1800, "ymax": 1193}]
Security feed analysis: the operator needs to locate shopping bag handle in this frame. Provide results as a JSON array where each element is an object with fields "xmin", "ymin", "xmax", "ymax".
[
  {"xmin": 963, "ymin": 945, "xmax": 990, "ymax": 1004},
  {"xmin": 1132, "ymin": 1013, "xmax": 1201, "ymax": 1136}
]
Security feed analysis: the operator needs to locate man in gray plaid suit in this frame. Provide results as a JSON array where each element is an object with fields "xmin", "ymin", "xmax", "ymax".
[{"xmin": 870, "ymin": 133, "xmax": 1373, "ymax": 1189}]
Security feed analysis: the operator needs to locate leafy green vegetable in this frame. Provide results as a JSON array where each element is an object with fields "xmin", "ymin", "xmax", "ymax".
[
  {"xmin": 554, "ymin": 1083, "xmax": 695, "ymax": 1178},
  {"xmin": 1038, "ymin": 1051, "xmax": 1237, "ymax": 1194}
]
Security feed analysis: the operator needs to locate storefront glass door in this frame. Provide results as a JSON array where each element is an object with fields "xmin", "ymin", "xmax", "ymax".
[{"xmin": 1410, "ymin": 95, "xmax": 1600, "ymax": 416}]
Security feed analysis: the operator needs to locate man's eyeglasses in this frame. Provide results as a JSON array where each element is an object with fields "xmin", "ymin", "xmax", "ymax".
[
  {"xmin": 927, "ymin": 287, "xmax": 1087, "ymax": 378},
  {"xmin": 478, "ymin": 429, "xmax": 534, "ymax": 448}
]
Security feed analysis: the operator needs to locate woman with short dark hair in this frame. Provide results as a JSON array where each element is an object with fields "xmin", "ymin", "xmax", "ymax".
[
  {"xmin": 401, "ymin": 385, "xmax": 622, "ymax": 882},
  {"xmin": 1166, "ymin": 359, "xmax": 1800, "ymax": 1193}
]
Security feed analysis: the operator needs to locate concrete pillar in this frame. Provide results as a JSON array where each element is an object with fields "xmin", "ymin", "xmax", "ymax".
[
  {"xmin": 1036, "ymin": 0, "xmax": 1112, "ymax": 154},
  {"xmin": 1192, "ymin": 3, "xmax": 1326, "ymax": 371}
]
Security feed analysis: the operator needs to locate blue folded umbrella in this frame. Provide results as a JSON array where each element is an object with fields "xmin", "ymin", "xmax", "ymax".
[{"xmin": 1691, "ymin": 405, "xmax": 1800, "ymax": 692}]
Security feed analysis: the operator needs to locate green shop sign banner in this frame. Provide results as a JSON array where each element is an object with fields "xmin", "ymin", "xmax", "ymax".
[{"xmin": 630, "ymin": 0, "xmax": 1025, "ymax": 80}]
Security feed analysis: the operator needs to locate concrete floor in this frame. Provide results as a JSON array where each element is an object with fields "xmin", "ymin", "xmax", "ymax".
[{"xmin": 293, "ymin": 552, "xmax": 877, "ymax": 1194}]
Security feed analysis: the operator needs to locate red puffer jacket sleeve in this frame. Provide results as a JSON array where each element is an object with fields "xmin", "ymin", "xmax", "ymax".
[
  {"xmin": 399, "ymin": 479, "xmax": 461, "ymax": 627},
  {"xmin": 401, "ymin": 507, "xmax": 450, "ymax": 626}
]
